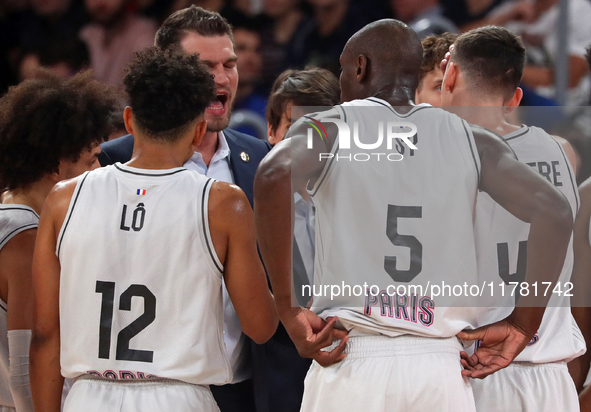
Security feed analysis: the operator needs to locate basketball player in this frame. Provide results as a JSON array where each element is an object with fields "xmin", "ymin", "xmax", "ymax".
[
  {"xmin": 440, "ymin": 26, "xmax": 583, "ymax": 411},
  {"xmin": 254, "ymin": 19, "xmax": 573, "ymax": 412},
  {"xmin": 30, "ymin": 48, "xmax": 277, "ymax": 412},
  {"xmin": 415, "ymin": 32, "xmax": 457, "ymax": 106},
  {"xmin": 569, "ymin": 45, "xmax": 591, "ymax": 411},
  {"xmin": 0, "ymin": 71, "xmax": 117, "ymax": 412}
]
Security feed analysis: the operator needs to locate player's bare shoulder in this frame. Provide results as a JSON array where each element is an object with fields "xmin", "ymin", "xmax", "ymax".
[
  {"xmin": 208, "ymin": 181, "xmax": 251, "ymax": 220},
  {"xmin": 43, "ymin": 173, "xmax": 88, "ymax": 231}
]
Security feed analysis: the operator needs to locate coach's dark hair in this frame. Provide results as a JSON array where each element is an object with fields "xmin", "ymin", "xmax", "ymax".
[
  {"xmin": 452, "ymin": 26, "xmax": 525, "ymax": 99},
  {"xmin": 124, "ymin": 47, "xmax": 215, "ymax": 142},
  {"xmin": 155, "ymin": 5, "xmax": 234, "ymax": 51},
  {"xmin": 266, "ymin": 68, "xmax": 340, "ymax": 133},
  {"xmin": 419, "ymin": 33, "xmax": 458, "ymax": 84},
  {"xmin": 586, "ymin": 44, "xmax": 591, "ymax": 69},
  {"xmin": 0, "ymin": 70, "xmax": 116, "ymax": 191}
]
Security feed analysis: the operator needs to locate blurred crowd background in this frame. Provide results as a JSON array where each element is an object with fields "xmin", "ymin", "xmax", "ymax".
[{"xmin": 2, "ymin": 0, "xmax": 591, "ymax": 180}]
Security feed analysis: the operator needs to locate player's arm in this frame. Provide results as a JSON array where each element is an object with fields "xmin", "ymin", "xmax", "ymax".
[
  {"xmin": 569, "ymin": 178, "xmax": 591, "ymax": 394},
  {"xmin": 458, "ymin": 126, "xmax": 573, "ymax": 378},
  {"xmin": 30, "ymin": 180, "xmax": 77, "ymax": 412},
  {"xmin": 254, "ymin": 118, "xmax": 348, "ymax": 367},
  {"xmin": 208, "ymin": 182, "xmax": 278, "ymax": 344},
  {"xmin": 1, "ymin": 229, "xmax": 36, "ymax": 412}
]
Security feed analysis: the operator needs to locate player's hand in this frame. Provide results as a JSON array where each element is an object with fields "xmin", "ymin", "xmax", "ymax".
[
  {"xmin": 456, "ymin": 318, "xmax": 532, "ymax": 379},
  {"xmin": 440, "ymin": 45, "xmax": 453, "ymax": 74},
  {"xmin": 281, "ymin": 307, "xmax": 349, "ymax": 367}
]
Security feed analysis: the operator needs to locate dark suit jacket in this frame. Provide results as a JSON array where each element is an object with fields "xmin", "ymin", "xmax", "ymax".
[
  {"xmin": 99, "ymin": 129, "xmax": 270, "ymax": 207},
  {"xmin": 99, "ymin": 129, "xmax": 311, "ymax": 412}
]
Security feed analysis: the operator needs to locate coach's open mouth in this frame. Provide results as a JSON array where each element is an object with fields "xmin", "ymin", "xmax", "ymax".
[{"xmin": 207, "ymin": 92, "xmax": 228, "ymax": 116}]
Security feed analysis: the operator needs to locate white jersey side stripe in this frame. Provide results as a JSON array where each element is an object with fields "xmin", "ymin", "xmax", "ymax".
[
  {"xmin": 201, "ymin": 178, "xmax": 223, "ymax": 274},
  {"xmin": 57, "ymin": 171, "xmax": 90, "ymax": 258}
]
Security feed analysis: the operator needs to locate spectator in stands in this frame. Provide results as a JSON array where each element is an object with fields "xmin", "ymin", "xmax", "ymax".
[
  {"xmin": 415, "ymin": 32, "xmax": 457, "ymax": 106},
  {"xmin": 231, "ymin": 21, "xmax": 268, "ymax": 139},
  {"xmin": 287, "ymin": 0, "xmax": 377, "ymax": 75},
  {"xmin": 80, "ymin": 0, "xmax": 157, "ymax": 88},
  {"xmin": 19, "ymin": 36, "xmax": 89, "ymax": 80},
  {"xmin": 391, "ymin": 0, "xmax": 457, "ymax": 38},
  {"xmin": 518, "ymin": 0, "xmax": 591, "ymax": 105},
  {"xmin": 258, "ymin": 0, "xmax": 306, "ymax": 93}
]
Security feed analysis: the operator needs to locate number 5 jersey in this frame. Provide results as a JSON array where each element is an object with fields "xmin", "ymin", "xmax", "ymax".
[{"xmin": 57, "ymin": 163, "xmax": 232, "ymax": 384}]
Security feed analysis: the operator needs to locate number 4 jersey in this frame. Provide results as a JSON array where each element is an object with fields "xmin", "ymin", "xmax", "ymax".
[
  {"xmin": 308, "ymin": 98, "xmax": 484, "ymax": 338},
  {"xmin": 473, "ymin": 125, "xmax": 585, "ymax": 363},
  {"xmin": 57, "ymin": 163, "xmax": 231, "ymax": 384}
]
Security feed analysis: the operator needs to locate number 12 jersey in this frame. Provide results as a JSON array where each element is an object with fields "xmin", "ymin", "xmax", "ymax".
[{"xmin": 57, "ymin": 163, "xmax": 231, "ymax": 385}]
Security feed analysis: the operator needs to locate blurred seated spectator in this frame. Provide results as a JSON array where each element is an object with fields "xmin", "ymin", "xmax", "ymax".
[
  {"xmin": 515, "ymin": 0, "xmax": 591, "ymax": 105},
  {"xmin": 80, "ymin": 0, "xmax": 157, "ymax": 89},
  {"xmin": 18, "ymin": 0, "xmax": 89, "ymax": 51},
  {"xmin": 258, "ymin": 0, "xmax": 306, "ymax": 93},
  {"xmin": 391, "ymin": 0, "xmax": 458, "ymax": 38},
  {"xmin": 19, "ymin": 37, "xmax": 90, "ymax": 80},
  {"xmin": 415, "ymin": 32, "xmax": 458, "ymax": 105},
  {"xmin": 287, "ymin": 0, "xmax": 378, "ymax": 75},
  {"xmin": 440, "ymin": 0, "xmax": 507, "ymax": 28},
  {"xmin": 230, "ymin": 20, "xmax": 268, "ymax": 139}
]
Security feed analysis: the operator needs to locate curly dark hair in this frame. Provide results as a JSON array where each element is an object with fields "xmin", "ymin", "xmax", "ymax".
[
  {"xmin": 124, "ymin": 47, "xmax": 215, "ymax": 141},
  {"xmin": 420, "ymin": 32, "xmax": 458, "ymax": 81},
  {"xmin": 0, "ymin": 70, "xmax": 117, "ymax": 191}
]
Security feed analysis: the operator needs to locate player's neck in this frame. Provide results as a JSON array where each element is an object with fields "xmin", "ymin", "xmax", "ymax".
[
  {"xmin": 193, "ymin": 131, "xmax": 220, "ymax": 167},
  {"xmin": 1, "ymin": 178, "xmax": 55, "ymax": 214},
  {"xmin": 452, "ymin": 96, "xmax": 522, "ymax": 136},
  {"xmin": 128, "ymin": 138, "xmax": 193, "ymax": 170}
]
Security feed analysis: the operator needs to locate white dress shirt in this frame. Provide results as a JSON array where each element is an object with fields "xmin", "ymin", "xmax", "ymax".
[{"xmin": 184, "ymin": 131, "xmax": 250, "ymax": 384}]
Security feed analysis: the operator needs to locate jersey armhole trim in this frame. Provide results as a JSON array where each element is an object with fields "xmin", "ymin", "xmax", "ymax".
[
  {"xmin": 0, "ymin": 223, "xmax": 38, "ymax": 250},
  {"xmin": 307, "ymin": 105, "xmax": 344, "ymax": 196},
  {"xmin": 551, "ymin": 137, "xmax": 580, "ymax": 212},
  {"xmin": 462, "ymin": 120, "xmax": 481, "ymax": 185},
  {"xmin": 201, "ymin": 178, "xmax": 224, "ymax": 275},
  {"xmin": 56, "ymin": 172, "xmax": 90, "ymax": 258}
]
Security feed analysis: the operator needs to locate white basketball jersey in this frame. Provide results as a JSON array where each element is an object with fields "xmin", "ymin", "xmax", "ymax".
[
  {"xmin": 473, "ymin": 125, "xmax": 585, "ymax": 363},
  {"xmin": 309, "ymin": 97, "xmax": 483, "ymax": 338},
  {"xmin": 58, "ymin": 164, "xmax": 231, "ymax": 385},
  {"xmin": 0, "ymin": 204, "xmax": 39, "ymax": 407}
]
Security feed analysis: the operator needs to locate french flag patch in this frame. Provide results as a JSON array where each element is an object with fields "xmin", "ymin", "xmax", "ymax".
[{"xmin": 136, "ymin": 189, "xmax": 147, "ymax": 195}]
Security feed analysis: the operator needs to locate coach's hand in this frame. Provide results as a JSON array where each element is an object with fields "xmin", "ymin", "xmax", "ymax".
[
  {"xmin": 281, "ymin": 307, "xmax": 349, "ymax": 367},
  {"xmin": 456, "ymin": 318, "xmax": 532, "ymax": 379}
]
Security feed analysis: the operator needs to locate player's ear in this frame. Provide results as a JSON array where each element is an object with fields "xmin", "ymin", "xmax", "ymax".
[
  {"xmin": 442, "ymin": 61, "xmax": 457, "ymax": 93},
  {"xmin": 192, "ymin": 118, "xmax": 207, "ymax": 147},
  {"xmin": 267, "ymin": 123, "xmax": 278, "ymax": 146},
  {"xmin": 356, "ymin": 54, "xmax": 368, "ymax": 82},
  {"xmin": 123, "ymin": 106, "xmax": 134, "ymax": 135},
  {"xmin": 505, "ymin": 87, "xmax": 523, "ymax": 114}
]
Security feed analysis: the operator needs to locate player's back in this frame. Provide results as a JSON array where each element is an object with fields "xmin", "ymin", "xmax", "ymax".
[
  {"xmin": 308, "ymin": 97, "xmax": 483, "ymax": 338},
  {"xmin": 0, "ymin": 204, "xmax": 39, "ymax": 407},
  {"xmin": 58, "ymin": 163, "xmax": 231, "ymax": 385},
  {"xmin": 474, "ymin": 125, "xmax": 585, "ymax": 363}
]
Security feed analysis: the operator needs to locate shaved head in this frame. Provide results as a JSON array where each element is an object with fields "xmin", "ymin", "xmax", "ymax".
[{"xmin": 339, "ymin": 19, "xmax": 423, "ymax": 103}]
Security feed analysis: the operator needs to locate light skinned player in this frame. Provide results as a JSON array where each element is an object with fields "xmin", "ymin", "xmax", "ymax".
[
  {"xmin": 415, "ymin": 32, "xmax": 457, "ymax": 107},
  {"xmin": 255, "ymin": 19, "xmax": 573, "ymax": 412},
  {"xmin": 30, "ymin": 48, "xmax": 277, "ymax": 412},
  {"xmin": 440, "ymin": 26, "xmax": 583, "ymax": 411},
  {"xmin": 0, "ymin": 71, "xmax": 115, "ymax": 412}
]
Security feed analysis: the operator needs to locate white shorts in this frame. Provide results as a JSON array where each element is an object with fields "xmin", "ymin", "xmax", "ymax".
[
  {"xmin": 300, "ymin": 335, "xmax": 476, "ymax": 412},
  {"xmin": 472, "ymin": 361, "xmax": 579, "ymax": 412},
  {"xmin": 64, "ymin": 375, "xmax": 220, "ymax": 412}
]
